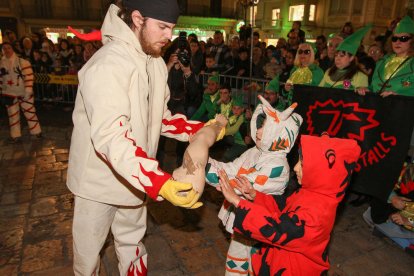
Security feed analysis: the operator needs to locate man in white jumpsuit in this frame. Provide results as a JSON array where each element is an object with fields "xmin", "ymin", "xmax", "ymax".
[
  {"xmin": 0, "ymin": 42, "xmax": 42, "ymax": 142},
  {"xmin": 67, "ymin": 1, "xmax": 209, "ymax": 275}
]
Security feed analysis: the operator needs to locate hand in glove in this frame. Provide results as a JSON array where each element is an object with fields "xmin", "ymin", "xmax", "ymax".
[
  {"xmin": 204, "ymin": 118, "xmax": 226, "ymax": 141},
  {"xmin": 159, "ymin": 179, "xmax": 203, "ymax": 209}
]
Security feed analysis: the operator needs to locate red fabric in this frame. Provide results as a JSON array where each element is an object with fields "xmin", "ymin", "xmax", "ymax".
[
  {"xmin": 68, "ymin": 26, "xmax": 102, "ymax": 41},
  {"xmin": 233, "ymin": 135, "xmax": 361, "ymax": 275}
]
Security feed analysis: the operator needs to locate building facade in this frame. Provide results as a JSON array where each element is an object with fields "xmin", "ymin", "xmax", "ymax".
[
  {"xmin": 253, "ymin": 0, "xmax": 413, "ymax": 44},
  {"xmin": 1, "ymin": 0, "xmax": 413, "ymax": 44}
]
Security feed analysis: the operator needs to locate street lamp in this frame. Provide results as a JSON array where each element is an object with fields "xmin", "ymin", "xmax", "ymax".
[{"xmin": 237, "ymin": 0, "xmax": 259, "ymax": 23}]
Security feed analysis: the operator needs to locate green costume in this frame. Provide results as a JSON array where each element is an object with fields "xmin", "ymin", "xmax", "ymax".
[
  {"xmin": 265, "ymin": 77, "xmax": 286, "ymax": 110},
  {"xmin": 319, "ymin": 69, "xmax": 368, "ymax": 89},
  {"xmin": 191, "ymin": 74, "xmax": 220, "ymax": 121},
  {"xmin": 370, "ymin": 16, "xmax": 414, "ymax": 96},
  {"xmin": 191, "ymin": 90, "xmax": 220, "ymax": 121},
  {"xmin": 222, "ymin": 96, "xmax": 247, "ymax": 162},
  {"xmin": 370, "ymin": 54, "xmax": 414, "ymax": 96},
  {"xmin": 218, "ymin": 100, "xmax": 233, "ymax": 119},
  {"xmin": 286, "ymin": 64, "xmax": 324, "ymax": 104},
  {"xmin": 319, "ymin": 24, "xmax": 371, "ymax": 90}
]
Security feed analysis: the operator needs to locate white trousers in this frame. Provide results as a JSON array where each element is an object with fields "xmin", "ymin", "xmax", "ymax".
[
  {"xmin": 72, "ymin": 196, "xmax": 148, "ymax": 276},
  {"xmin": 7, "ymin": 95, "xmax": 41, "ymax": 138},
  {"xmin": 225, "ymin": 233, "xmax": 255, "ymax": 276}
]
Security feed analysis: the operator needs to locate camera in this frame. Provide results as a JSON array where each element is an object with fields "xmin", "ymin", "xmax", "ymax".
[{"xmin": 177, "ymin": 31, "xmax": 191, "ymax": 67}]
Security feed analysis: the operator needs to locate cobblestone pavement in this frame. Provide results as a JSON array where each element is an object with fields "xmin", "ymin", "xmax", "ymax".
[{"xmin": 0, "ymin": 105, "xmax": 413, "ymax": 276}]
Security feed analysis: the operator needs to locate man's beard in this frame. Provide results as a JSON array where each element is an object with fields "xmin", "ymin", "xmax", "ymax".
[{"xmin": 139, "ymin": 25, "xmax": 162, "ymax": 58}]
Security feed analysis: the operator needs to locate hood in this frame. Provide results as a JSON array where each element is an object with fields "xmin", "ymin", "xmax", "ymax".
[
  {"xmin": 250, "ymin": 95, "xmax": 303, "ymax": 154},
  {"xmin": 300, "ymin": 135, "xmax": 361, "ymax": 200},
  {"xmin": 101, "ymin": 4, "xmax": 145, "ymax": 56}
]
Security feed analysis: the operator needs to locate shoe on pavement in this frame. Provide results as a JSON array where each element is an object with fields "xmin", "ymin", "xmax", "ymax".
[
  {"xmin": 7, "ymin": 137, "xmax": 22, "ymax": 144},
  {"xmin": 31, "ymin": 133, "xmax": 43, "ymax": 140},
  {"xmin": 362, "ymin": 207, "xmax": 375, "ymax": 229}
]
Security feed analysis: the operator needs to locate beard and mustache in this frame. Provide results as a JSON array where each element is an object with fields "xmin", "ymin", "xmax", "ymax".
[{"xmin": 138, "ymin": 23, "xmax": 167, "ymax": 58}]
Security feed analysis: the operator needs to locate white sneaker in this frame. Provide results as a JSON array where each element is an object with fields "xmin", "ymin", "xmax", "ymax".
[{"xmin": 362, "ymin": 207, "xmax": 375, "ymax": 228}]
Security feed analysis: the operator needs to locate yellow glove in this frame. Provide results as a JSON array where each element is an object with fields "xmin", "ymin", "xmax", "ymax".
[
  {"xmin": 204, "ymin": 119, "xmax": 226, "ymax": 141},
  {"xmin": 159, "ymin": 179, "xmax": 203, "ymax": 209}
]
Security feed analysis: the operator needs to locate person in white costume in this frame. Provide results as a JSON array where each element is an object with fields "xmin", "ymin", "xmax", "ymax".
[
  {"xmin": 66, "ymin": 1, "xmax": 224, "ymax": 275},
  {"xmin": 0, "ymin": 42, "xmax": 42, "ymax": 143}
]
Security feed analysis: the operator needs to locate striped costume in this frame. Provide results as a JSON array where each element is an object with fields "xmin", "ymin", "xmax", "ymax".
[{"xmin": 0, "ymin": 52, "xmax": 41, "ymax": 139}]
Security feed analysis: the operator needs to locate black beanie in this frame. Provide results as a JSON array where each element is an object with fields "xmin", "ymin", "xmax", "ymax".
[{"xmin": 123, "ymin": 0, "xmax": 180, "ymax": 24}]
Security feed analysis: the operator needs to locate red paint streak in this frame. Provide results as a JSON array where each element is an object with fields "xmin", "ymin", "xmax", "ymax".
[
  {"xmin": 127, "ymin": 248, "xmax": 147, "ymax": 276},
  {"xmin": 162, "ymin": 118, "xmax": 204, "ymax": 135}
]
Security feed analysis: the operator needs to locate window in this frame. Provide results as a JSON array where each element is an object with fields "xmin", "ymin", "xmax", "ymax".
[
  {"xmin": 271, "ymin": 8, "xmax": 281, "ymax": 26},
  {"xmin": 289, "ymin": 5, "xmax": 305, "ymax": 21},
  {"xmin": 352, "ymin": 0, "xmax": 364, "ymax": 15},
  {"xmin": 379, "ymin": 0, "xmax": 394, "ymax": 18},
  {"xmin": 253, "ymin": 5, "xmax": 258, "ymax": 19},
  {"xmin": 329, "ymin": 0, "xmax": 350, "ymax": 15},
  {"xmin": 309, "ymin": 5, "xmax": 316, "ymax": 21},
  {"xmin": 0, "ymin": 0, "xmax": 10, "ymax": 8}
]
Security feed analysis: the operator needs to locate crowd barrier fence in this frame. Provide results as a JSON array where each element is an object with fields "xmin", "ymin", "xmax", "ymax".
[{"xmin": 32, "ymin": 65, "xmax": 281, "ymax": 108}]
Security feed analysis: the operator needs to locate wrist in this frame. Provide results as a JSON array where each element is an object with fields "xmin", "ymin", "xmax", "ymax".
[{"xmin": 233, "ymin": 198, "xmax": 241, "ymax": 207}]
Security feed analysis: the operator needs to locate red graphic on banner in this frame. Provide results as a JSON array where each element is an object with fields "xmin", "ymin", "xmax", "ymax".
[{"xmin": 306, "ymin": 100, "xmax": 379, "ymax": 142}]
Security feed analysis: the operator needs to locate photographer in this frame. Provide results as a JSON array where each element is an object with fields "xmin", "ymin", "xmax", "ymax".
[
  {"xmin": 160, "ymin": 34, "xmax": 202, "ymax": 165},
  {"xmin": 165, "ymin": 33, "xmax": 201, "ymax": 117}
]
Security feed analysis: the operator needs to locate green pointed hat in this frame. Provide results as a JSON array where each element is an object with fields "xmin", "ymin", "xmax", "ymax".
[
  {"xmin": 265, "ymin": 78, "xmax": 279, "ymax": 94},
  {"xmin": 208, "ymin": 73, "xmax": 219, "ymax": 83},
  {"xmin": 394, "ymin": 16, "xmax": 414, "ymax": 34},
  {"xmin": 232, "ymin": 95, "xmax": 244, "ymax": 107},
  {"xmin": 336, "ymin": 23, "xmax": 373, "ymax": 55}
]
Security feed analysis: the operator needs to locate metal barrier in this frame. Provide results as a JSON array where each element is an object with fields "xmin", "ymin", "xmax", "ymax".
[
  {"xmin": 33, "ymin": 65, "xmax": 78, "ymax": 104},
  {"xmin": 32, "ymin": 66, "xmax": 281, "ymax": 107},
  {"xmin": 199, "ymin": 73, "xmax": 287, "ymax": 108}
]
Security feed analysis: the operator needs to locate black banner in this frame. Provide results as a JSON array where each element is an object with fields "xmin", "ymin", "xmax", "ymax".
[{"xmin": 292, "ymin": 85, "xmax": 414, "ymax": 201}]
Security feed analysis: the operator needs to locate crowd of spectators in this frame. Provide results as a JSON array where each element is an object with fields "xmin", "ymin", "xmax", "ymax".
[
  {"xmin": 0, "ymin": 19, "xmax": 391, "ymax": 84},
  {"xmin": 1, "ymin": 29, "xmax": 103, "ymax": 74}
]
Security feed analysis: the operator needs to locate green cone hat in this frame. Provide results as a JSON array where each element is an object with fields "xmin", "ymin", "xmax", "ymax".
[
  {"xmin": 394, "ymin": 16, "xmax": 414, "ymax": 34},
  {"xmin": 232, "ymin": 95, "xmax": 244, "ymax": 107},
  {"xmin": 265, "ymin": 78, "xmax": 279, "ymax": 93},
  {"xmin": 208, "ymin": 74, "xmax": 219, "ymax": 83},
  {"xmin": 336, "ymin": 23, "xmax": 372, "ymax": 55}
]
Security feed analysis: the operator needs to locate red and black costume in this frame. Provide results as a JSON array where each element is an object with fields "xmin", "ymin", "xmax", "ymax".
[{"xmin": 232, "ymin": 135, "xmax": 361, "ymax": 275}]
